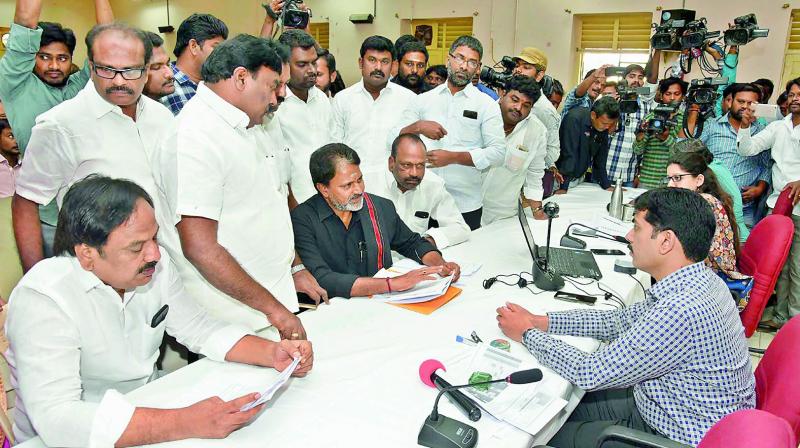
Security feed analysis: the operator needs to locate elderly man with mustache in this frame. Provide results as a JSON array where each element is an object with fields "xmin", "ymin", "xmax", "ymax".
[
  {"xmin": 331, "ymin": 36, "xmax": 417, "ymax": 178},
  {"xmin": 13, "ymin": 22, "xmax": 176, "ymax": 272}
]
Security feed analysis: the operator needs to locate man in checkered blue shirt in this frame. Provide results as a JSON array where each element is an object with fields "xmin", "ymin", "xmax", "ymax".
[
  {"xmin": 160, "ymin": 14, "xmax": 228, "ymax": 115},
  {"xmin": 605, "ymin": 65, "xmax": 654, "ymax": 185},
  {"xmin": 497, "ymin": 188, "xmax": 755, "ymax": 447}
]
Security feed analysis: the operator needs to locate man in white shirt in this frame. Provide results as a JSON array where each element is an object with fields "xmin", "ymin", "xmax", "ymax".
[
  {"xmin": 153, "ymin": 35, "xmax": 326, "ymax": 339},
  {"xmin": 736, "ymin": 78, "xmax": 800, "ymax": 328},
  {"xmin": 13, "ymin": 23, "xmax": 175, "ymax": 272},
  {"xmin": 366, "ymin": 134, "xmax": 469, "ymax": 249},
  {"xmin": 331, "ymin": 35, "xmax": 416, "ymax": 175},
  {"xmin": 395, "ymin": 35, "xmax": 505, "ymax": 230},
  {"xmin": 6, "ymin": 176, "xmax": 313, "ymax": 447},
  {"xmin": 482, "ymin": 76, "xmax": 548, "ymax": 226},
  {"xmin": 511, "ymin": 47, "xmax": 563, "ymax": 193},
  {"xmin": 276, "ymin": 29, "xmax": 332, "ymax": 203}
]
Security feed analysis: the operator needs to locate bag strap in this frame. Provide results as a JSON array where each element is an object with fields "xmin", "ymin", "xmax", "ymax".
[{"xmin": 363, "ymin": 193, "xmax": 385, "ymax": 270}]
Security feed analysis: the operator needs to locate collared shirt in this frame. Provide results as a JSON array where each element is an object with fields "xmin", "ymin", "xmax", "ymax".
[
  {"xmin": 251, "ymin": 114, "xmax": 292, "ymax": 198},
  {"xmin": 606, "ymin": 98, "xmax": 652, "ymax": 183},
  {"xmin": 531, "ymin": 94, "xmax": 561, "ymax": 168},
  {"xmin": 394, "ymin": 82, "xmax": 506, "ymax": 212},
  {"xmin": 276, "ymin": 86, "xmax": 332, "ymax": 203},
  {"xmin": 152, "ymin": 83, "xmax": 298, "ymax": 330},
  {"xmin": 701, "ymin": 114, "xmax": 769, "ymax": 189},
  {"xmin": 331, "ymin": 79, "xmax": 416, "ymax": 173},
  {"xmin": 737, "ymin": 114, "xmax": 800, "ymax": 216},
  {"xmin": 15, "ymin": 82, "xmax": 174, "ymax": 226},
  {"xmin": 633, "ymin": 109, "xmax": 686, "ymax": 188},
  {"xmin": 474, "ymin": 82, "xmax": 499, "ymax": 100},
  {"xmin": 0, "ymin": 158, "xmax": 20, "ymax": 198},
  {"xmin": 364, "ymin": 169, "xmax": 470, "ymax": 249},
  {"xmin": 159, "ymin": 61, "xmax": 198, "ymax": 115},
  {"xmin": 291, "ymin": 193, "xmax": 438, "ymax": 298},
  {"xmin": 556, "ymin": 107, "xmax": 612, "ymax": 189},
  {"xmin": 560, "ymin": 86, "xmax": 593, "ymax": 119},
  {"xmin": 5, "ymin": 249, "xmax": 250, "ymax": 447},
  {"xmin": 523, "ymin": 262, "xmax": 755, "ymax": 446},
  {"xmin": 481, "ymin": 113, "xmax": 548, "ymax": 225}
]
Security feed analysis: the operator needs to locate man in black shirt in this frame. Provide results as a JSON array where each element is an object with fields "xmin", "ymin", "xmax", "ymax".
[
  {"xmin": 291, "ymin": 143, "xmax": 461, "ymax": 298},
  {"xmin": 555, "ymin": 96, "xmax": 620, "ymax": 194}
]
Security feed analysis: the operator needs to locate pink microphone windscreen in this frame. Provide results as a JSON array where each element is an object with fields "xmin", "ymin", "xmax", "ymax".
[{"xmin": 419, "ymin": 359, "xmax": 445, "ymax": 388}]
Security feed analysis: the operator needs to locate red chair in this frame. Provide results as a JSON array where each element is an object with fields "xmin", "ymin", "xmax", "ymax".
[
  {"xmin": 698, "ymin": 409, "xmax": 796, "ymax": 448},
  {"xmin": 771, "ymin": 188, "xmax": 794, "ymax": 217},
  {"xmin": 738, "ymin": 215, "xmax": 794, "ymax": 338},
  {"xmin": 755, "ymin": 314, "xmax": 800, "ymax": 441}
]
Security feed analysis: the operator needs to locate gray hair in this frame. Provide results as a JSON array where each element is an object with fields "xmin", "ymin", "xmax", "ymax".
[{"xmin": 449, "ymin": 35, "xmax": 483, "ymax": 59}]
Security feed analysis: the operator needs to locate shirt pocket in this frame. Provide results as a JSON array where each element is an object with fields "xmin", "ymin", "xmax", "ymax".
[
  {"xmin": 135, "ymin": 320, "xmax": 167, "ymax": 361},
  {"xmin": 455, "ymin": 115, "xmax": 482, "ymax": 146}
]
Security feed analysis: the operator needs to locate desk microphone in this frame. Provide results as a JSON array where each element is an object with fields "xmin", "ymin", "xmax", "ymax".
[
  {"xmin": 419, "ymin": 360, "xmax": 481, "ymax": 422},
  {"xmin": 533, "ymin": 202, "xmax": 565, "ymax": 291},
  {"xmin": 560, "ymin": 223, "xmax": 629, "ymax": 249},
  {"xmin": 417, "ymin": 359, "xmax": 543, "ymax": 448}
]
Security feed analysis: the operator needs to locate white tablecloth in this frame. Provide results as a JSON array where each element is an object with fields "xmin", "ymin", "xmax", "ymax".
[{"xmin": 17, "ymin": 184, "xmax": 649, "ymax": 448}]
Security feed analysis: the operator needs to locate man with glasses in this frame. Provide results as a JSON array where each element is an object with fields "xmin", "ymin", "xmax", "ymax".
[
  {"xmin": 394, "ymin": 35, "xmax": 505, "ymax": 230},
  {"xmin": 14, "ymin": 23, "xmax": 175, "ymax": 269},
  {"xmin": 2, "ymin": 0, "xmax": 114, "ymax": 269}
]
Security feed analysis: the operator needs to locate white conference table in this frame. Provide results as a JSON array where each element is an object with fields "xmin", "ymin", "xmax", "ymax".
[{"xmin": 18, "ymin": 184, "xmax": 649, "ymax": 448}]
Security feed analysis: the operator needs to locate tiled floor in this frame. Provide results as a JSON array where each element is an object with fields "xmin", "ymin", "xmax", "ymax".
[{"xmin": 748, "ymin": 328, "xmax": 776, "ymax": 370}]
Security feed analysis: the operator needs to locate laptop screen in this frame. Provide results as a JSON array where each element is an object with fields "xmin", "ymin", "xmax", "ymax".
[{"xmin": 517, "ymin": 199, "xmax": 540, "ymax": 262}]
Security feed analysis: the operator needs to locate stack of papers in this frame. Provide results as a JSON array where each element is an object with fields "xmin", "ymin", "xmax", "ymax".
[
  {"xmin": 372, "ymin": 265, "xmax": 453, "ymax": 304},
  {"xmin": 239, "ymin": 357, "xmax": 301, "ymax": 411}
]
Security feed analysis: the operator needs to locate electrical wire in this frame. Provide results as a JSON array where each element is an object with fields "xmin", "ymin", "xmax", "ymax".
[{"xmin": 629, "ymin": 274, "xmax": 647, "ymax": 298}]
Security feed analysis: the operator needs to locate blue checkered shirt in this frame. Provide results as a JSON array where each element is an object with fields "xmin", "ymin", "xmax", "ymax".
[
  {"xmin": 159, "ymin": 62, "xmax": 198, "ymax": 115},
  {"xmin": 523, "ymin": 262, "xmax": 755, "ymax": 446},
  {"xmin": 606, "ymin": 99, "xmax": 652, "ymax": 182},
  {"xmin": 560, "ymin": 87, "xmax": 593, "ymax": 119},
  {"xmin": 700, "ymin": 114, "xmax": 770, "ymax": 189}
]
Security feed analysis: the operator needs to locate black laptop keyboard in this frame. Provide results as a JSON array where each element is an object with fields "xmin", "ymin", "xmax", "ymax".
[{"xmin": 538, "ymin": 247, "xmax": 602, "ymax": 279}]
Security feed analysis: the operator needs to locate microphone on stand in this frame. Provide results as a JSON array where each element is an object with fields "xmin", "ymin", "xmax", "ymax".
[
  {"xmin": 417, "ymin": 359, "xmax": 543, "ymax": 448},
  {"xmin": 542, "ymin": 202, "xmax": 559, "ymax": 271},
  {"xmin": 532, "ymin": 202, "xmax": 565, "ymax": 291},
  {"xmin": 419, "ymin": 360, "xmax": 481, "ymax": 422}
]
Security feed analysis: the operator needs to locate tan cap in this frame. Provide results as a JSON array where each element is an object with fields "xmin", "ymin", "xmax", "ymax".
[{"xmin": 515, "ymin": 47, "xmax": 548, "ymax": 70}]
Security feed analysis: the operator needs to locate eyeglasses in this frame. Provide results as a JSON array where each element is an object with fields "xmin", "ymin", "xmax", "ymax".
[
  {"xmin": 449, "ymin": 53, "xmax": 480, "ymax": 69},
  {"xmin": 93, "ymin": 64, "xmax": 146, "ymax": 80},
  {"xmin": 662, "ymin": 173, "xmax": 695, "ymax": 184}
]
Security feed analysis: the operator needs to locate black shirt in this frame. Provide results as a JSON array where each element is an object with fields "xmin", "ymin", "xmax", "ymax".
[
  {"xmin": 556, "ymin": 106, "xmax": 612, "ymax": 189},
  {"xmin": 291, "ymin": 193, "xmax": 438, "ymax": 298}
]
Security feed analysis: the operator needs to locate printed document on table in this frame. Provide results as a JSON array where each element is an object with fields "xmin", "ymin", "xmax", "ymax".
[
  {"xmin": 240, "ymin": 357, "xmax": 301, "ymax": 411},
  {"xmin": 372, "ymin": 265, "xmax": 453, "ymax": 303}
]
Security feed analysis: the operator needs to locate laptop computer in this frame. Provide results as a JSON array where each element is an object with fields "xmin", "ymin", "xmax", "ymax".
[{"xmin": 517, "ymin": 201, "xmax": 602, "ymax": 280}]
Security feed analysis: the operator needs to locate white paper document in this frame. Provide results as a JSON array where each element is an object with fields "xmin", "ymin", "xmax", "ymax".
[
  {"xmin": 239, "ymin": 356, "xmax": 301, "ymax": 411},
  {"xmin": 372, "ymin": 264, "xmax": 453, "ymax": 304}
]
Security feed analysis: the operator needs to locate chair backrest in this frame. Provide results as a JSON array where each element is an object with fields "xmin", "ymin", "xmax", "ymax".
[
  {"xmin": 738, "ymin": 215, "xmax": 794, "ymax": 337},
  {"xmin": 698, "ymin": 409, "xmax": 796, "ymax": 448},
  {"xmin": 755, "ymin": 315, "xmax": 800, "ymax": 441},
  {"xmin": 771, "ymin": 188, "xmax": 794, "ymax": 217}
]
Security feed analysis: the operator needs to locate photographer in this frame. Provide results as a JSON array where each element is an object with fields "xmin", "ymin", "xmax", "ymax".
[
  {"xmin": 555, "ymin": 96, "xmax": 620, "ymax": 194},
  {"xmin": 560, "ymin": 65, "xmax": 608, "ymax": 118},
  {"xmin": 260, "ymin": 0, "xmax": 311, "ymax": 37},
  {"xmin": 633, "ymin": 77, "xmax": 688, "ymax": 188},
  {"xmin": 510, "ymin": 48, "xmax": 563, "ymax": 195}
]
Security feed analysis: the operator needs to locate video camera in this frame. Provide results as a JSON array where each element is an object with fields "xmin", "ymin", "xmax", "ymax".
[
  {"xmin": 616, "ymin": 83, "xmax": 651, "ymax": 114},
  {"xmin": 650, "ymin": 9, "xmax": 696, "ymax": 51},
  {"xmin": 724, "ymin": 14, "xmax": 769, "ymax": 46},
  {"xmin": 263, "ymin": 0, "xmax": 311, "ymax": 30},
  {"xmin": 479, "ymin": 56, "xmax": 515, "ymax": 89},
  {"xmin": 686, "ymin": 77, "xmax": 727, "ymax": 107},
  {"xmin": 644, "ymin": 104, "xmax": 679, "ymax": 136},
  {"xmin": 679, "ymin": 18, "xmax": 720, "ymax": 50}
]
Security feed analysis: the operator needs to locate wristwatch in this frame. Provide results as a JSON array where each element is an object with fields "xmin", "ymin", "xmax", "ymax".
[{"xmin": 291, "ymin": 264, "xmax": 306, "ymax": 275}]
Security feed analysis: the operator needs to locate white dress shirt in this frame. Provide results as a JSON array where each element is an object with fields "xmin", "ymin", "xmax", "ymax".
[
  {"xmin": 393, "ymin": 82, "xmax": 506, "ymax": 213},
  {"xmin": 481, "ymin": 114, "xmax": 548, "ymax": 225},
  {"xmin": 737, "ymin": 114, "xmax": 800, "ymax": 216},
  {"xmin": 331, "ymin": 79, "xmax": 416, "ymax": 174},
  {"xmin": 364, "ymin": 169, "xmax": 470, "ymax": 249},
  {"xmin": 531, "ymin": 94, "xmax": 562, "ymax": 168},
  {"xmin": 5, "ymin": 249, "xmax": 250, "ymax": 447},
  {"xmin": 15, "ymin": 82, "xmax": 174, "ymax": 220},
  {"xmin": 152, "ymin": 83, "xmax": 298, "ymax": 331},
  {"xmin": 276, "ymin": 86, "xmax": 332, "ymax": 203},
  {"xmin": 251, "ymin": 114, "xmax": 292, "ymax": 198}
]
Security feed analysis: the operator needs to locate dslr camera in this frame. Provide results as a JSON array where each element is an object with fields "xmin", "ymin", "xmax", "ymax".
[
  {"xmin": 479, "ymin": 56, "xmax": 515, "ymax": 89},
  {"xmin": 724, "ymin": 14, "xmax": 769, "ymax": 46},
  {"xmin": 679, "ymin": 18, "xmax": 720, "ymax": 50},
  {"xmin": 264, "ymin": 0, "xmax": 311, "ymax": 30},
  {"xmin": 644, "ymin": 104, "xmax": 679, "ymax": 136},
  {"xmin": 686, "ymin": 77, "xmax": 727, "ymax": 107}
]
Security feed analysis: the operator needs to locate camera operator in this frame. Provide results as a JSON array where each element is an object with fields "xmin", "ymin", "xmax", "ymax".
[
  {"xmin": 685, "ymin": 83, "xmax": 769, "ymax": 228},
  {"xmin": 510, "ymin": 47, "xmax": 563, "ymax": 195},
  {"xmin": 633, "ymin": 77, "xmax": 688, "ymax": 188},
  {"xmin": 560, "ymin": 65, "xmax": 609, "ymax": 118},
  {"xmin": 555, "ymin": 96, "xmax": 620, "ymax": 194},
  {"xmin": 261, "ymin": 0, "xmax": 311, "ymax": 37}
]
